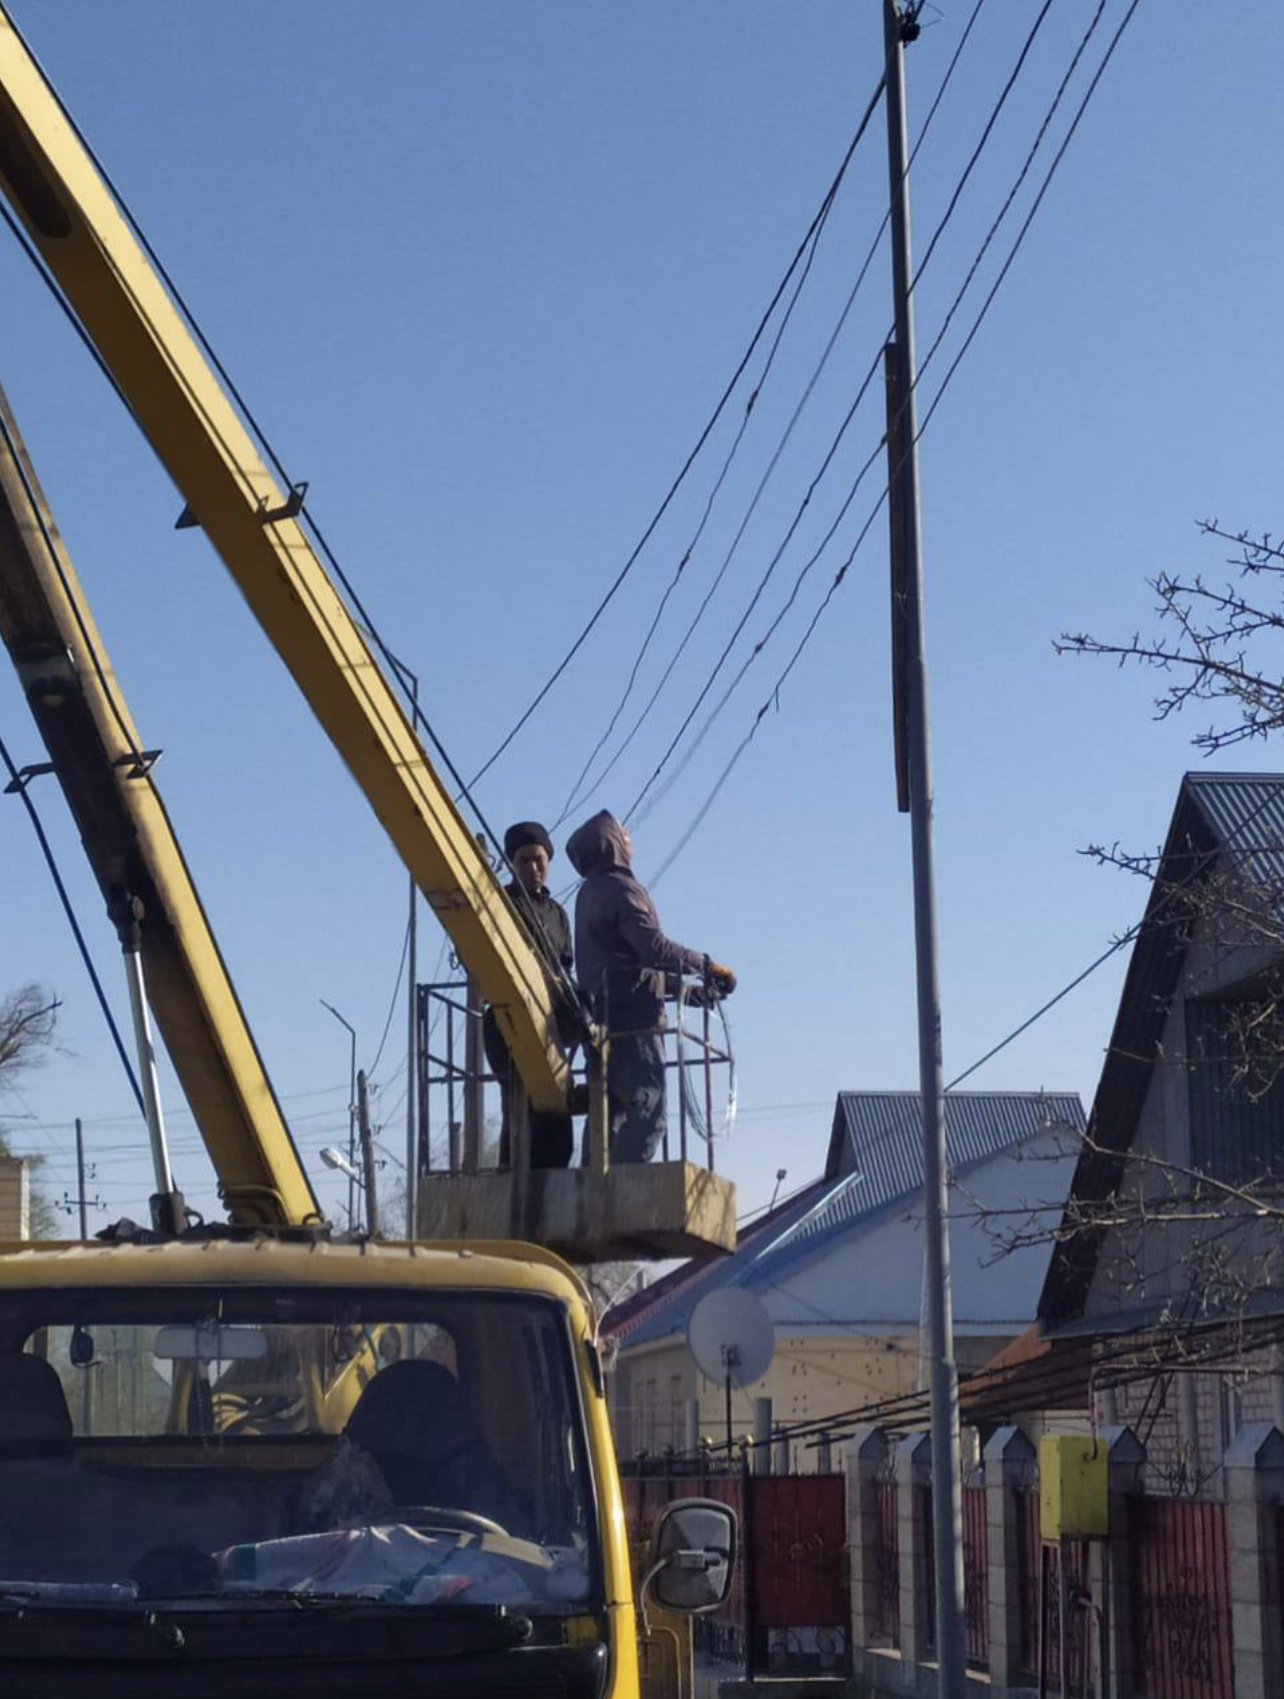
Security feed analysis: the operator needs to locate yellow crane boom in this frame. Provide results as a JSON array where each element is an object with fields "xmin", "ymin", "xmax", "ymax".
[
  {"xmin": 0, "ymin": 384, "xmax": 320, "ymax": 1226},
  {"xmin": 0, "ymin": 6, "xmax": 570, "ymax": 1131}
]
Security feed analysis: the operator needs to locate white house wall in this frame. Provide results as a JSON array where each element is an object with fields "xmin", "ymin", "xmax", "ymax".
[{"xmin": 758, "ymin": 1126, "xmax": 1076, "ymax": 1332}]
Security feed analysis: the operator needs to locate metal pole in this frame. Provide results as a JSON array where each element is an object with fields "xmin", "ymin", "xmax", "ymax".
[
  {"xmin": 406, "ymin": 875, "xmax": 417, "ymax": 1234},
  {"xmin": 405, "ymin": 677, "xmax": 419, "ymax": 1237},
  {"xmin": 416, "ymin": 985, "xmax": 431, "ymax": 1175},
  {"xmin": 320, "ymin": 1000, "xmax": 357, "ymax": 1226},
  {"xmin": 108, "ymin": 894, "xmax": 182, "ymax": 1237},
  {"xmin": 75, "ymin": 1116, "xmax": 91, "ymax": 1432},
  {"xmin": 74, "ymin": 1117, "xmax": 88, "ymax": 1241},
  {"xmin": 357, "ymin": 1067, "xmax": 379, "ymax": 1236},
  {"xmin": 881, "ymin": 5, "xmax": 965, "ymax": 1694},
  {"xmin": 463, "ymin": 973, "xmax": 484, "ymax": 1171}
]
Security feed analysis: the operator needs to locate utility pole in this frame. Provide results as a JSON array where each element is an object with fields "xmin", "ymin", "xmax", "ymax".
[
  {"xmin": 320, "ymin": 1000, "xmax": 357, "ymax": 1226},
  {"xmin": 881, "ymin": 4, "xmax": 966, "ymax": 1695},
  {"xmin": 70, "ymin": 1117, "xmax": 97, "ymax": 1431},
  {"xmin": 357, "ymin": 1067, "xmax": 379, "ymax": 1237},
  {"xmin": 65, "ymin": 1117, "xmax": 98, "ymax": 1240}
]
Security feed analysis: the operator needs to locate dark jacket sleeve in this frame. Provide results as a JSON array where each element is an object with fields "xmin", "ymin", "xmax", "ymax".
[{"xmin": 612, "ymin": 878, "xmax": 705, "ymax": 977}]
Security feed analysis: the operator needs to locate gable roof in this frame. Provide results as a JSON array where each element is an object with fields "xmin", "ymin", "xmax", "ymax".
[
  {"xmin": 1039, "ymin": 772, "xmax": 1284, "ymax": 1327},
  {"xmin": 611, "ymin": 1089, "xmax": 1085, "ymax": 1352}
]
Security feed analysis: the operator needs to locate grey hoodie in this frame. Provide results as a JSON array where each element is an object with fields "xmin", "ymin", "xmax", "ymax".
[{"xmin": 565, "ymin": 810, "xmax": 705, "ymax": 1032}]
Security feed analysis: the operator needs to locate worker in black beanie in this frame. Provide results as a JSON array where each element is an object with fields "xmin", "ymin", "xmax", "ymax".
[{"xmin": 482, "ymin": 820, "xmax": 575, "ymax": 1167}]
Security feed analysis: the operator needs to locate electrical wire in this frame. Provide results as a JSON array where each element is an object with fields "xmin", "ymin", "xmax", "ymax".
[
  {"xmin": 553, "ymin": 74, "xmax": 890, "ymax": 828},
  {"xmin": 0, "ymin": 729, "xmax": 144, "ymax": 1111},
  {"xmin": 647, "ymin": 0, "xmax": 1144, "ymax": 880},
  {"xmin": 619, "ymin": 0, "xmax": 1053, "ymax": 830},
  {"xmin": 364, "ymin": 919, "xmax": 411, "ymax": 1079},
  {"xmin": 467, "ymin": 91, "xmax": 891, "ymax": 795},
  {"xmin": 565, "ymin": 6, "xmax": 992, "ymax": 831}
]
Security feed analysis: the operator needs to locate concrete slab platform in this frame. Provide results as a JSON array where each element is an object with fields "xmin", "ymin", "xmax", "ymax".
[{"xmin": 416, "ymin": 1161, "xmax": 736, "ymax": 1262}]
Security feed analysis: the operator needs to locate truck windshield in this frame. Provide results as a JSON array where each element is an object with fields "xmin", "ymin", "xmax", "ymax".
[{"xmin": 0, "ymin": 1285, "xmax": 599, "ymax": 1613}]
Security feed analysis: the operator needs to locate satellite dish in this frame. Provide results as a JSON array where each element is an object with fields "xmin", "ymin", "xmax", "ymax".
[{"xmin": 686, "ymin": 1287, "xmax": 774, "ymax": 1389}]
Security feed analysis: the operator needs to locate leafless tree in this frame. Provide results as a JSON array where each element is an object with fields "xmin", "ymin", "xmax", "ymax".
[
  {"xmin": 0, "ymin": 982, "xmax": 58, "ymax": 1090},
  {"xmin": 0, "ymin": 983, "xmax": 59, "ymax": 1238},
  {"xmin": 1058, "ymin": 522, "xmax": 1284, "ymax": 752}
]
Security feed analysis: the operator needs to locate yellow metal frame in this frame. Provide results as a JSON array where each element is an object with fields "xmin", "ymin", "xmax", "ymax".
[
  {"xmin": 0, "ymin": 7, "xmax": 568, "ymax": 1114},
  {"xmin": 0, "ymin": 385, "xmax": 319, "ymax": 1225}
]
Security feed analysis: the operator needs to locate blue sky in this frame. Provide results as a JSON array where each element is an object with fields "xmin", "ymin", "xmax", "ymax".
[{"xmin": 1, "ymin": 1, "xmax": 1280, "ymax": 1235}]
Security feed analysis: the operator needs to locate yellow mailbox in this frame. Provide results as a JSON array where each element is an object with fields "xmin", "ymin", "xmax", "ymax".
[{"xmin": 1038, "ymin": 1435, "xmax": 1109, "ymax": 1540}]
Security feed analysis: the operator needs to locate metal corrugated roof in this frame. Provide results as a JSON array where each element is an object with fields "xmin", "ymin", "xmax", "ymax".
[
  {"xmin": 618, "ymin": 1090, "xmax": 1085, "ymax": 1349},
  {"xmin": 1185, "ymin": 771, "xmax": 1284, "ymax": 887},
  {"xmin": 1041, "ymin": 772, "xmax": 1284, "ymax": 1325}
]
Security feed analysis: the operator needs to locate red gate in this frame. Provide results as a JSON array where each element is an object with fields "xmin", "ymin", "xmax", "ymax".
[
  {"xmin": 748, "ymin": 1473, "xmax": 848, "ymax": 1674},
  {"xmin": 620, "ymin": 1468, "xmax": 746, "ymax": 1666},
  {"xmin": 1131, "ymin": 1496, "xmax": 1233, "ymax": 1699}
]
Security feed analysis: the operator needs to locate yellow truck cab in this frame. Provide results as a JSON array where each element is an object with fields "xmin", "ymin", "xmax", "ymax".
[{"xmin": 0, "ymin": 1233, "xmax": 642, "ymax": 1697}]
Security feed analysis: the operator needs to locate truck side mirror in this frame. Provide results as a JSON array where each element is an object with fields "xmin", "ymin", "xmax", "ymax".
[{"xmin": 645, "ymin": 1497, "xmax": 737, "ymax": 1615}]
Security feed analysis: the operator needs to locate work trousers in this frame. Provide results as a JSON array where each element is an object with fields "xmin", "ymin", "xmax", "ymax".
[
  {"xmin": 593, "ymin": 1030, "xmax": 667, "ymax": 1164},
  {"xmin": 481, "ymin": 1008, "xmax": 574, "ymax": 1169}
]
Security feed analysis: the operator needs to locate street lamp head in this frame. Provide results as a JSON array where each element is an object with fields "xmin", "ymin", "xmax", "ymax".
[{"xmin": 321, "ymin": 1145, "xmax": 361, "ymax": 1182}]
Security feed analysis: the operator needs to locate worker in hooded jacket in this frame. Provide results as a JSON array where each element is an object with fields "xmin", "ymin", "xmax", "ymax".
[{"xmin": 565, "ymin": 809, "xmax": 736, "ymax": 1163}]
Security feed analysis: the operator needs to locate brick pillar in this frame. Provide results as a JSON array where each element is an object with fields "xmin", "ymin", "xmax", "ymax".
[
  {"xmin": 983, "ymin": 1424, "xmax": 1035, "ymax": 1690},
  {"xmin": 845, "ymin": 1426, "xmax": 889, "ymax": 1653},
  {"xmin": 0, "ymin": 1156, "xmax": 29, "ymax": 1239},
  {"xmin": 1224, "ymin": 1422, "xmax": 1284, "ymax": 1699},
  {"xmin": 1090, "ymin": 1423, "xmax": 1145, "ymax": 1699},
  {"xmin": 896, "ymin": 1429, "xmax": 934, "ymax": 1671}
]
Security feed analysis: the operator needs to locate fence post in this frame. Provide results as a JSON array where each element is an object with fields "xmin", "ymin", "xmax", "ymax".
[
  {"xmin": 753, "ymin": 1396, "xmax": 773, "ymax": 1476},
  {"xmin": 1224, "ymin": 1422, "xmax": 1284, "ymax": 1699},
  {"xmin": 897, "ymin": 1429, "xmax": 934, "ymax": 1673},
  {"xmin": 1091, "ymin": 1423, "xmax": 1145, "ymax": 1699},
  {"xmin": 983, "ymin": 1424, "xmax": 1035, "ymax": 1690},
  {"xmin": 846, "ymin": 1426, "xmax": 889, "ymax": 1654}
]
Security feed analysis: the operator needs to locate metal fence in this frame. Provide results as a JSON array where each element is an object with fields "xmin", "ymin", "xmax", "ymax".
[
  {"xmin": 1131, "ymin": 1496, "xmax": 1233, "ymax": 1699},
  {"xmin": 963, "ymin": 1483, "xmax": 989, "ymax": 1667},
  {"xmin": 1019, "ymin": 1491, "xmax": 1091, "ymax": 1693},
  {"xmin": 873, "ymin": 1475, "xmax": 900, "ymax": 1645}
]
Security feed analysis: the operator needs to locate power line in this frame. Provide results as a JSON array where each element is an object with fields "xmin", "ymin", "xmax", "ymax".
[
  {"xmin": 620, "ymin": 0, "xmax": 1055, "ymax": 829},
  {"xmin": 649, "ymin": 0, "xmax": 1143, "ymax": 880},
  {"xmin": 0, "ymin": 730, "xmax": 144, "ymax": 1111},
  {"xmin": 553, "ymin": 76, "xmax": 890, "ymax": 829},
  {"xmin": 364, "ymin": 919, "xmax": 411, "ymax": 1079},
  {"xmin": 563, "ymin": 4, "xmax": 992, "ymax": 829},
  {"xmin": 466, "ymin": 93, "xmax": 890, "ymax": 795}
]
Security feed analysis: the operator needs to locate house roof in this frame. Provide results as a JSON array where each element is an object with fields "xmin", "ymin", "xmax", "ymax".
[
  {"xmin": 609, "ymin": 1089, "xmax": 1085, "ymax": 1352},
  {"xmin": 1039, "ymin": 771, "xmax": 1284, "ymax": 1327}
]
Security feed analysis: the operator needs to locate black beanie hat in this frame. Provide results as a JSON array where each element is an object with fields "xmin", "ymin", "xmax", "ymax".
[{"xmin": 503, "ymin": 820, "xmax": 554, "ymax": 862}]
